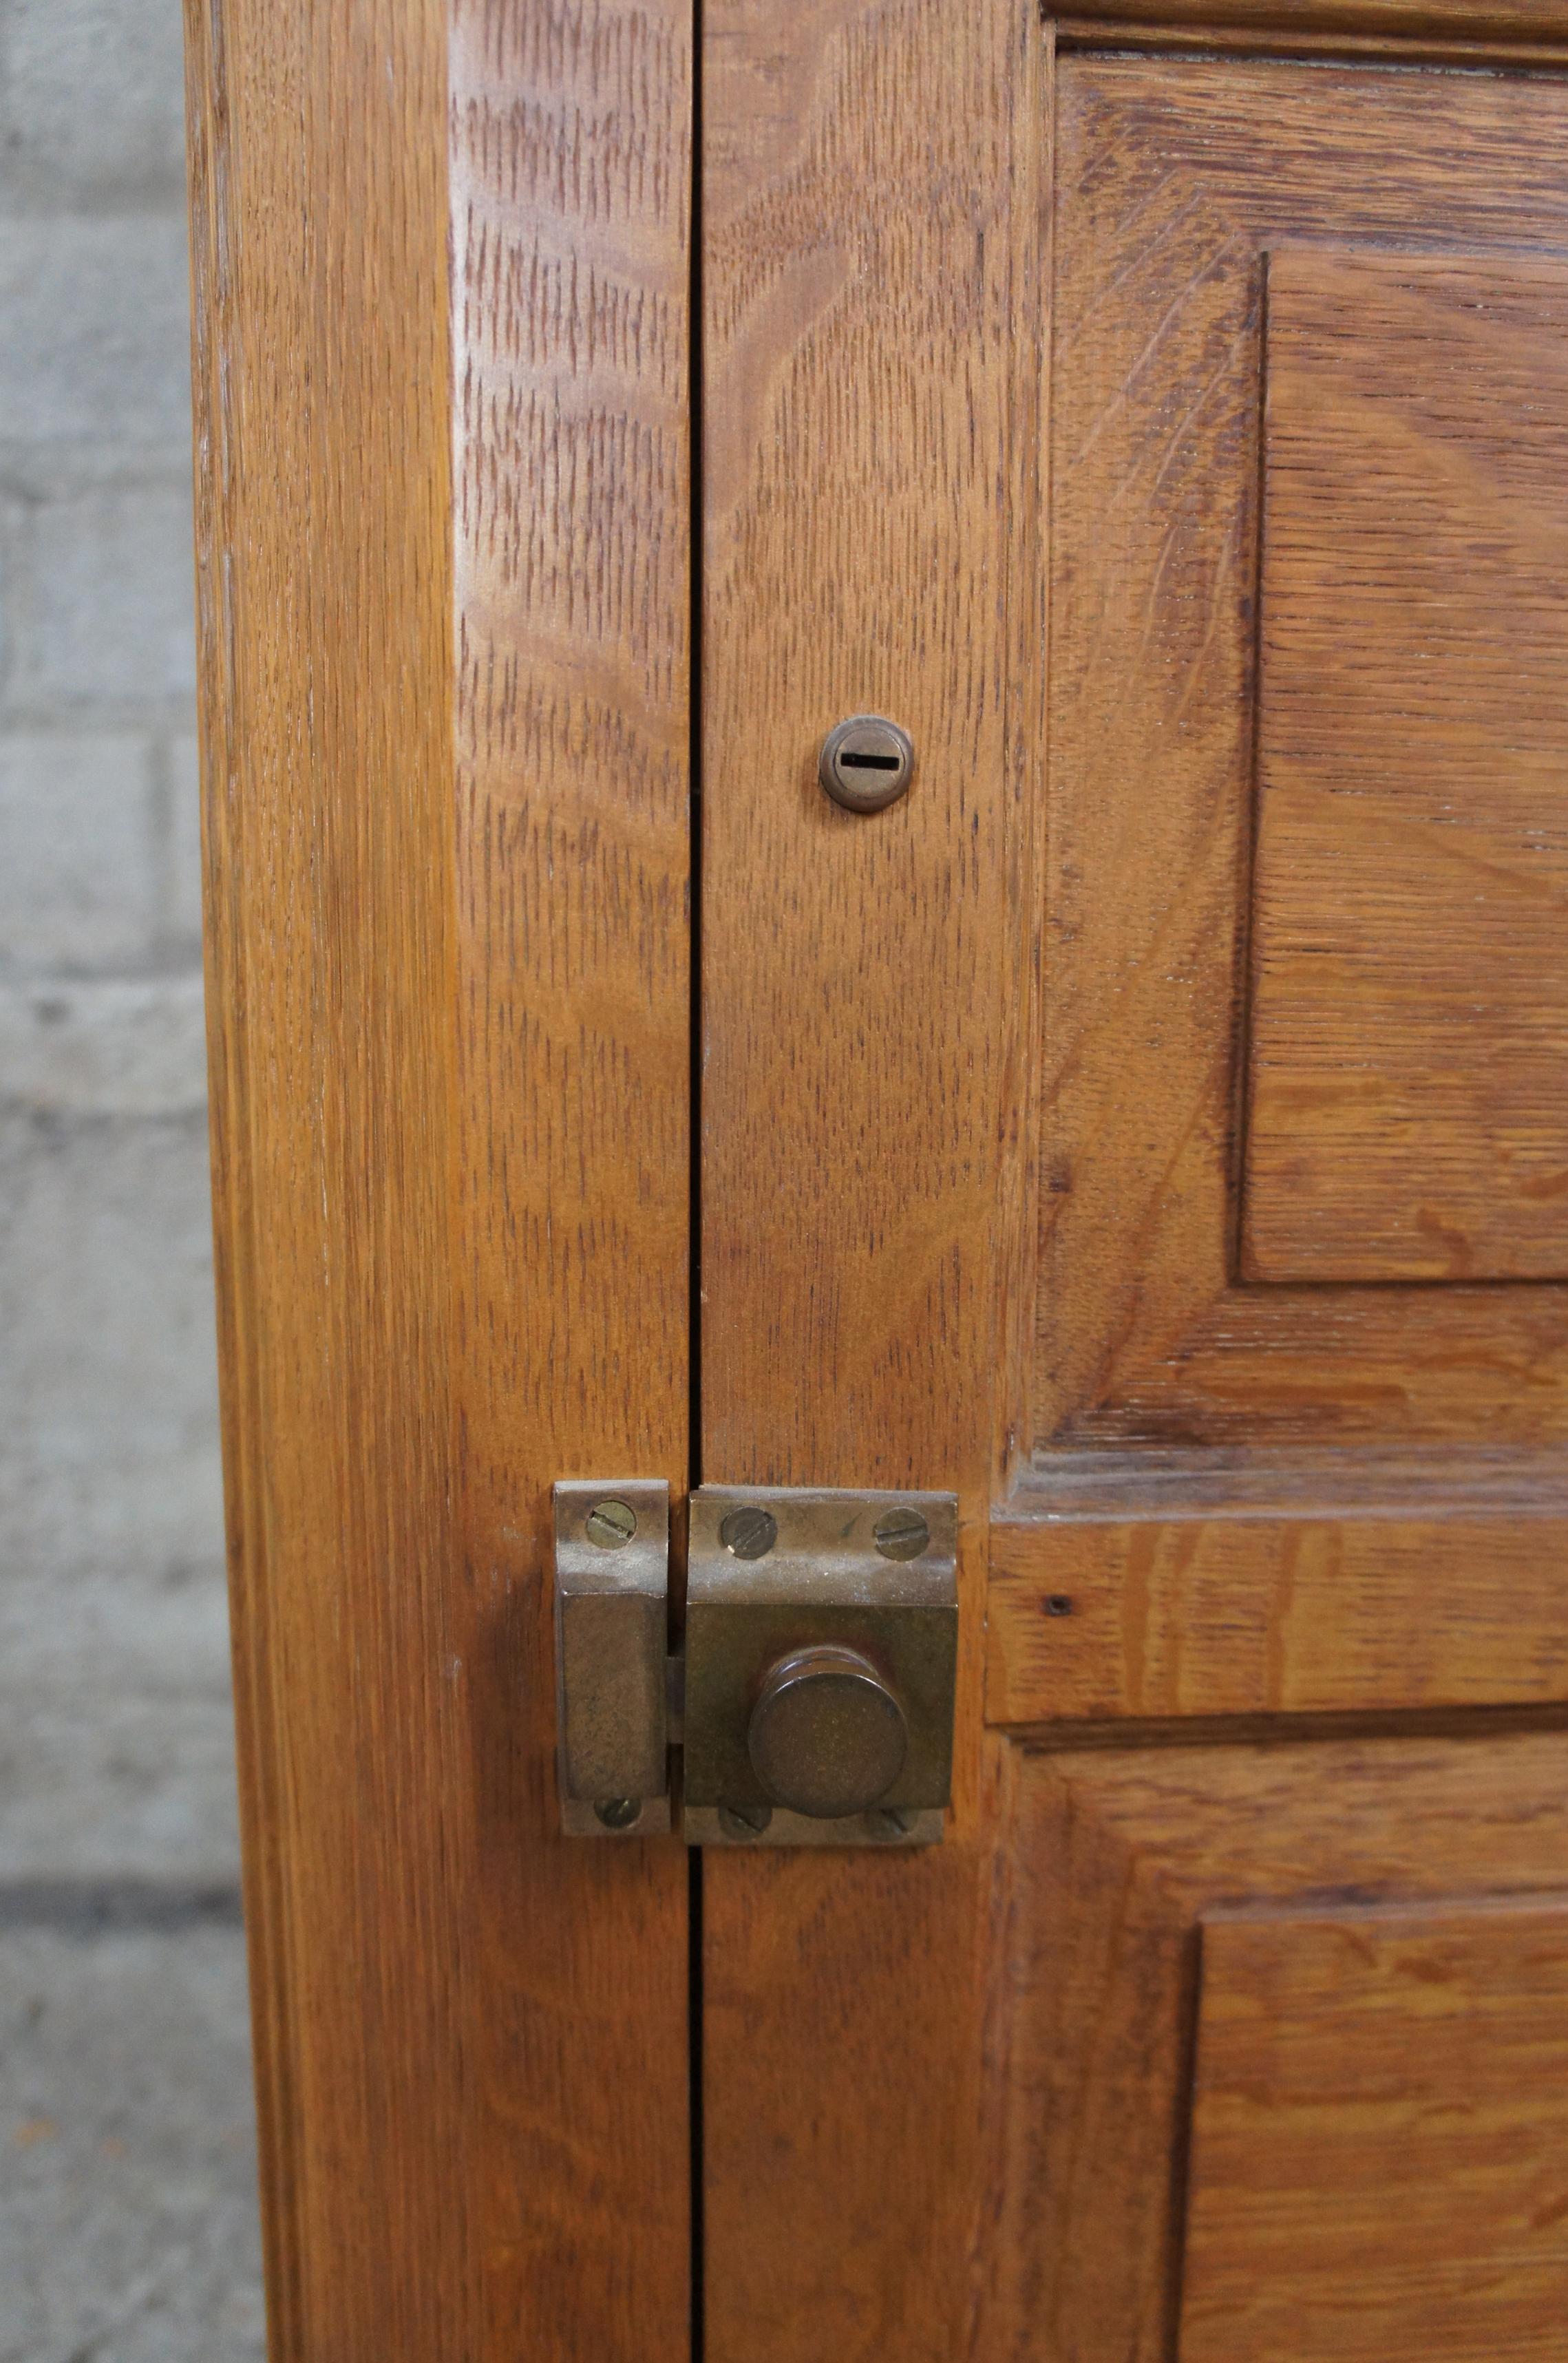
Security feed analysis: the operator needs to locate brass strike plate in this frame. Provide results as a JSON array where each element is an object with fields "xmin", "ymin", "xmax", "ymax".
[
  {"xmin": 682, "ymin": 1487, "xmax": 958, "ymax": 1849},
  {"xmin": 552, "ymin": 1479, "xmax": 671, "ymax": 1838}
]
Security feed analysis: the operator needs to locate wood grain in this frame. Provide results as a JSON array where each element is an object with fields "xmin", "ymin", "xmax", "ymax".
[
  {"xmin": 698, "ymin": 0, "xmax": 1047, "ymax": 2353},
  {"xmin": 449, "ymin": 6, "xmax": 693, "ymax": 2353},
  {"xmin": 1181, "ymin": 1900, "xmax": 1568, "ymax": 2362},
  {"xmin": 1055, "ymin": 0, "xmax": 1568, "ymax": 39},
  {"xmin": 1242, "ymin": 251, "xmax": 1568, "ymax": 1284},
  {"xmin": 975, "ymin": 1732, "xmax": 1568, "ymax": 2358},
  {"xmin": 1040, "ymin": 56, "xmax": 1568, "ymax": 1452},
  {"xmin": 186, "ymin": 1, "xmax": 691, "ymax": 2353},
  {"xmin": 1055, "ymin": 15, "xmax": 1568, "ymax": 62},
  {"xmin": 988, "ymin": 1453, "xmax": 1568, "ymax": 1724}
]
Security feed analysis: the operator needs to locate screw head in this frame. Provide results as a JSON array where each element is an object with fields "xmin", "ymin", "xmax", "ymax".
[
  {"xmin": 718, "ymin": 1800, "xmax": 773, "ymax": 1840},
  {"xmin": 864, "ymin": 1807, "xmax": 915, "ymax": 1841},
  {"xmin": 595, "ymin": 1797, "xmax": 642, "ymax": 1830},
  {"xmin": 719, "ymin": 1504, "xmax": 778, "ymax": 1560},
  {"xmin": 585, "ymin": 1498, "xmax": 637, "ymax": 1550},
  {"xmin": 818, "ymin": 715, "xmax": 915, "ymax": 814},
  {"xmin": 873, "ymin": 1505, "xmax": 930, "ymax": 1562}
]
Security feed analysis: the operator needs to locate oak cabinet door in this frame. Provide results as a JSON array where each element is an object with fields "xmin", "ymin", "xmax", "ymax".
[
  {"xmin": 701, "ymin": 17, "xmax": 1568, "ymax": 2360},
  {"xmin": 187, "ymin": 3, "xmax": 693, "ymax": 2355},
  {"xmin": 194, "ymin": 3, "xmax": 1568, "ymax": 2356}
]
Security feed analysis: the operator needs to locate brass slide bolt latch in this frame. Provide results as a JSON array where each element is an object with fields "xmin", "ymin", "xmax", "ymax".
[{"xmin": 552, "ymin": 1483, "xmax": 958, "ymax": 1847}]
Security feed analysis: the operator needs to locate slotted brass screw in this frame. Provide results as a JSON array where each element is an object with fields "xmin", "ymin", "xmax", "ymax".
[
  {"xmin": 718, "ymin": 1800, "xmax": 773, "ymax": 1839},
  {"xmin": 873, "ymin": 1505, "xmax": 929, "ymax": 1562},
  {"xmin": 719, "ymin": 1505, "xmax": 777, "ymax": 1560},
  {"xmin": 585, "ymin": 1498, "xmax": 637, "ymax": 1549},
  {"xmin": 595, "ymin": 1798, "xmax": 641, "ymax": 1831}
]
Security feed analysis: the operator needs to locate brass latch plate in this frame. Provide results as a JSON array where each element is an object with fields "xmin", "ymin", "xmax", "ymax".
[{"xmin": 684, "ymin": 1487, "xmax": 956, "ymax": 1849}]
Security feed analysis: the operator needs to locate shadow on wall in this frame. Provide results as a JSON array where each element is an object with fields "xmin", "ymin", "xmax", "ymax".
[{"xmin": 0, "ymin": 1, "xmax": 263, "ymax": 2353}]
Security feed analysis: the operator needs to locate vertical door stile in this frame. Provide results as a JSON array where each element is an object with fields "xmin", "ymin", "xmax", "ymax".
[
  {"xmin": 188, "ymin": 1, "xmax": 697, "ymax": 2353},
  {"xmin": 697, "ymin": 0, "xmax": 1048, "ymax": 2351}
]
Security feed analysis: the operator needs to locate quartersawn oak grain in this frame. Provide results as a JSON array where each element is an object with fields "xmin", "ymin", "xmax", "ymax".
[
  {"xmin": 987, "ymin": 1452, "xmax": 1568, "ymax": 1725},
  {"xmin": 1057, "ymin": 0, "xmax": 1568, "ymax": 39},
  {"xmin": 185, "ymin": 1, "xmax": 691, "ymax": 2353},
  {"xmin": 1039, "ymin": 58, "xmax": 1568, "ymax": 1454},
  {"xmin": 1182, "ymin": 1900, "xmax": 1568, "ymax": 2361},
  {"xmin": 1242, "ymin": 251, "xmax": 1568, "ymax": 1285},
  {"xmin": 975, "ymin": 1732, "xmax": 1568, "ymax": 2357},
  {"xmin": 449, "ymin": 6, "xmax": 693, "ymax": 2353},
  {"xmin": 988, "ymin": 1510, "xmax": 1568, "ymax": 1724},
  {"xmin": 699, "ymin": 0, "xmax": 1048, "ymax": 2353},
  {"xmin": 191, "ymin": 13, "xmax": 1568, "ymax": 2354},
  {"xmin": 705, "ymin": 33, "xmax": 1568, "ymax": 2359}
]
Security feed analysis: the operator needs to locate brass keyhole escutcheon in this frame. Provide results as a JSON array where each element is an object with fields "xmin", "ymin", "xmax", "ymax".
[
  {"xmin": 818, "ymin": 715, "xmax": 915, "ymax": 813},
  {"xmin": 746, "ymin": 1644, "xmax": 909, "ymax": 1819}
]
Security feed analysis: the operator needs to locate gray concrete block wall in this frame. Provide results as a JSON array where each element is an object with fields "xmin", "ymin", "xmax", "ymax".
[
  {"xmin": 0, "ymin": 2, "xmax": 262, "ymax": 2352},
  {"xmin": 0, "ymin": 1909, "xmax": 265, "ymax": 2361}
]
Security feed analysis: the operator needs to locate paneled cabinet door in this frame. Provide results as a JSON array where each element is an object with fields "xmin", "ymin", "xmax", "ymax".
[
  {"xmin": 701, "ymin": 11, "xmax": 1568, "ymax": 2360},
  {"xmin": 195, "ymin": 3, "xmax": 1568, "ymax": 2357}
]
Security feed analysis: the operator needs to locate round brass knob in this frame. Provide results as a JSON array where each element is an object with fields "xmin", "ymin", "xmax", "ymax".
[{"xmin": 746, "ymin": 1645, "xmax": 908, "ymax": 1819}]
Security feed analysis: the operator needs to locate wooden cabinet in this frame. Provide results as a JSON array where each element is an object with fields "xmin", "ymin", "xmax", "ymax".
[
  {"xmin": 187, "ymin": 3, "xmax": 1568, "ymax": 2357},
  {"xmin": 699, "ymin": 24, "xmax": 1568, "ymax": 2357}
]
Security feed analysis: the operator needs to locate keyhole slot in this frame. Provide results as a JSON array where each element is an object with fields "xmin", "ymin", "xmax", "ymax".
[{"xmin": 818, "ymin": 714, "xmax": 915, "ymax": 812}]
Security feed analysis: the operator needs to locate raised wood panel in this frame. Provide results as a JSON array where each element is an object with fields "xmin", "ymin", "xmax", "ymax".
[
  {"xmin": 1040, "ymin": 57, "xmax": 1568, "ymax": 1453},
  {"xmin": 987, "ymin": 1477, "xmax": 1568, "ymax": 1726},
  {"xmin": 1242, "ymin": 251, "xmax": 1568, "ymax": 1285},
  {"xmin": 1180, "ymin": 1901, "xmax": 1568, "ymax": 2362},
  {"xmin": 698, "ymin": 0, "xmax": 1047, "ymax": 2354},
  {"xmin": 976, "ymin": 1732, "xmax": 1568, "ymax": 2358},
  {"xmin": 186, "ymin": 0, "xmax": 692, "ymax": 2351}
]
